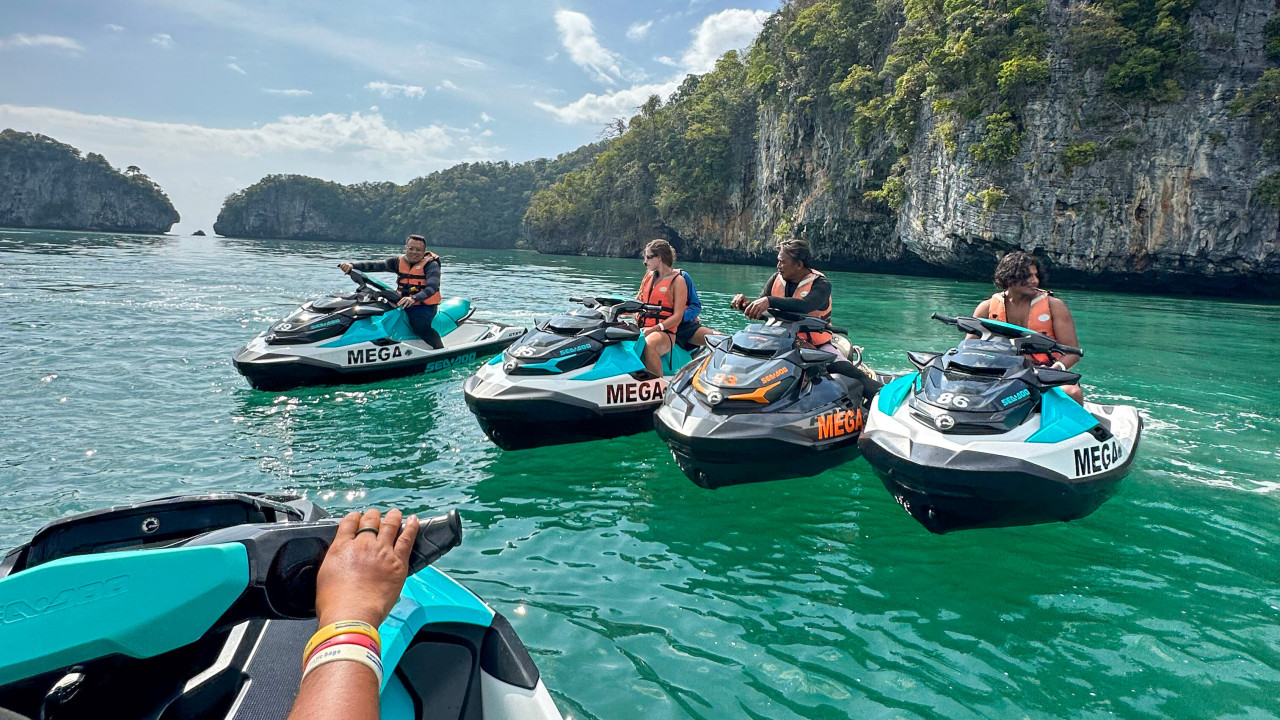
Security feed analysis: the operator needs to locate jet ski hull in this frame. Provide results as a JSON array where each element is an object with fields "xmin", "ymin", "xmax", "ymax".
[
  {"xmin": 235, "ymin": 327, "xmax": 523, "ymax": 392},
  {"xmin": 860, "ymin": 399, "xmax": 1142, "ymax": 533},
  {"xmin": 654, "ymin": 401, "xmax": 864, "ymax": 489},
  {"xmin": 463, "ymin": 370, "xmax": 666, "ymax": 450}
]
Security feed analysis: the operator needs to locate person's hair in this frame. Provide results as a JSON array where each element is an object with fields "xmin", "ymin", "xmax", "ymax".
[
  {"xmin": 777, "ymin": 238, "xmax": 813, "ymax": 269},
  {"xmin": 405, "ymin": 234, "xmax": 427, "ymax": 248},
  {"xmin": 993, "ymin": 250, "xmax": 1046, "ymax": 290},
  {"xmin": 644, "ymin": 239, "xmax": 675, "ymax": 267}
]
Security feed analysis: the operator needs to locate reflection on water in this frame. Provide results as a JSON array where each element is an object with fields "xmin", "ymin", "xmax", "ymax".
[{"xmin": 2, "ymin": 231, "xmax": 1279, "ymax": 719}]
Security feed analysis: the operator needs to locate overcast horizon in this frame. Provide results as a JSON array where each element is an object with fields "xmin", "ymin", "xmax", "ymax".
[{"xmin": 2, "ymin": 0, "xmax": 779, "ymax": 233}]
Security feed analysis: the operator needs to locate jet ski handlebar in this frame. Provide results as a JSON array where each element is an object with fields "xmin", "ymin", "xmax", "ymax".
[
  {"xmin": 570, "ymin": 296, "xmax": 664, "ymax": 322},
  {"xmin": 764, "ymin": 309, "xmax": 847, "ymax": 335},
  {"xmin": 347, "ymin": 268, "xmax": 402, "ymax": 304},
  {"xmin": 932, "ymin": 313, "xmax": 1082, "ymax": 358}
]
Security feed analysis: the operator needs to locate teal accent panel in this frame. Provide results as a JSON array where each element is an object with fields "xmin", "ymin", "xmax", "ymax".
[
  {"xmin": 521, "ymin": 356, "xmax": 568, "ymax": 373},
  {"xmin": 572, "ymin": 337, "xmax": 646, "ymax": 381},
  {"xmin": 378, "ymin": 566, "xmax": 494, "ymax": 691},
  {"xmin": 432, "ymin": 297, "xmax": 470, "ymax": 337},
  {"xmin": 983, "ymin": 318, "xmax": 1032, "ymax": 334},
  {"xmin": 320, "ymin": 309, "xmax": 418, "ymax": 347},
  {"xmin": 487, "ymin": 353, "xmax": 504, "ymax": 366},
  {"xmin": 1027, "ymin": 387, "xmax": 1100, "ymax": 443},
  {"xmin": 381, "ymin": 676, "xmax": 417, "ymax": 718},
  {"xmin": 661, "ymin": 342, "xmax": 695, "ymax": 376},
  {"xmin": 0, "ymin": 545, "xmax": 248, "ymax": 685},
  {"xmin": 877, "ymin": 371, "xmax": 920, "ymax": 416}
]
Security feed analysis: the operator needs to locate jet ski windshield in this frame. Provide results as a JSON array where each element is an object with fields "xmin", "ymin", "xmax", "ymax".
[
  {"xmin": 730, "ymin": 325, "xmax": 794, "ymax": 357},
  {"xmin": 543, "ymin": 307, "xmax": 607, "ymax": 335}
]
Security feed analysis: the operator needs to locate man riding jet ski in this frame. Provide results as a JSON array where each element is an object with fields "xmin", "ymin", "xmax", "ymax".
[
  {"xmin": 234, "ymin": 269, "xmax": 525, "ymax": 391},
  {"xmin": 0, "ymin": 492, "xmax": 562, "ymax": 720},
  {"xmin": 463, "ymin": 296, "xmax": 703, "ymax": 450},
  {"xmin": 859, "ymin": 314, "xmax": 1143, "ymax": 533},
  {"xmin": 655, "ymin": 310, "xmax": 885, "ymax": 489}
]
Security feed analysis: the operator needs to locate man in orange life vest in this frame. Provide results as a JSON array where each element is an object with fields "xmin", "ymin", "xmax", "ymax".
[
  {"xmin": 731, "ymin": 238, "xmax": 841, "ymax": 356},
  {"xmin": 338, "ymin": 234, "xmax": 444, "ymax": 349},
  {"xmin": 971, "ymin": 251, "xmax": 1084, "ymax": 404}
]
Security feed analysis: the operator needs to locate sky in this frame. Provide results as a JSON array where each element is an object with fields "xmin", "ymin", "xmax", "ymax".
[{"xmin": 1, "ymin": 0, "xmax": 781, "ymax": 233}]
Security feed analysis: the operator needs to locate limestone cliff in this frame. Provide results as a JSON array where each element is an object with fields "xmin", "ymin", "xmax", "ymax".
[
  {"xmin": 525, "ymin": 0, "xmax": 1280, "ymax": 297},
  {"xmin": 0, "ymin": 130, "xmax": 179, "ymax": 234}
]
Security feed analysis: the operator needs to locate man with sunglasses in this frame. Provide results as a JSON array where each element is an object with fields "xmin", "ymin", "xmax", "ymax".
[{"xmin": 339, "ymin": 234, "xmax": 444, "ymax": 349}]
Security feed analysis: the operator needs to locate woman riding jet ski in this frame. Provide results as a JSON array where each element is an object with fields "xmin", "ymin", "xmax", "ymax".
[
  {"xmin": 859, "ymin": 314, "xmax": 1143, "ymax": 534},
  {"xmin": 463, "ymin": 296, "xmax": 702, "ymax": 450},
  {"xmin": 0, "ymin": 492, "xmax": 562, "ymax": 720},
  {"xmin": 234, "ymin": 268, "xmax": 525, "ymax": 391},
  {"xmin": 655, "ymin": 310, "xmax": 884, "ymax": 489}
]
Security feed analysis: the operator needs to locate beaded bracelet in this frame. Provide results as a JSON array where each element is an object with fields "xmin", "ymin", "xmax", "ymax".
[
  {"xmin": 303, "ymin": 620, "xmax": 382, "ymax": 663},
  {"xmin": 302, "ymin": 643, "xmax": 384, "ymax": 686}
]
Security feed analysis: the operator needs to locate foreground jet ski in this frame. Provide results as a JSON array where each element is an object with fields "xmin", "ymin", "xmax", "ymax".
[
  {"xmin": 859, "ymin": 314, "xmax": 1143, "ymax": 533},
  {"xmin": 655, "ymin": 310, "xmax": 883, "ymax": 489},
  {"xmin": 0, "ymin": 492, "xmax": 562, "ymax": 720},
  {"xmin": 463, "ymin": 296, "xmax": 701, "ymax": 450},
  {"xmin": 234, "ymin": 269, "xmax": 525, "ymax": 391}
]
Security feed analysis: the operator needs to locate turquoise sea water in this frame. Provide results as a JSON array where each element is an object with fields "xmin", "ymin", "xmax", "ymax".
[{"xmin": 2, "ymin": 229, "xmax": 1278, "ymax": 719}]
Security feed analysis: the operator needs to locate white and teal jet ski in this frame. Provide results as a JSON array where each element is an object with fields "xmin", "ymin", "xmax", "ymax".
[
  {"xmin": 234, "ymin": 269, "xmax": 525, "ymax": 391},
  {"xmin": 859, "ymin": 314, "xmax": 1143, "ymax": 533},
  {"xmin": 0, "ymin": 492, "xmax": 562, "ymax": 720},
  {"xmin": 463, "ymin": 296, "xmax": 703, "ymax": 450}
]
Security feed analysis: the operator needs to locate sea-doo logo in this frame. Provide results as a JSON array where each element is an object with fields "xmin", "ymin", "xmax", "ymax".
[
  {"xmin": 1073, "ymin": 440, "xmax": 1124, "ymax": 477},
  {"xmin": 346, "ymin": 345, "xmax": 404, "ymax": 365},
  {"xmin": 760, "ymin": 367, "xmax": 788, "ymax": 383},
  {"xmin": 815, "ymin": 409, "xmax": 864, "ymax": 440},
  {"xmin": 560, "ymin": 343, "xmax": 590, "ymax": 356},
  {"xmin": 141, "ymin": 516, "xmax": 160, "ymax": 534},
  {"xmin": 425, "ymin": 353, "xmax": 475, "ymax": 373},
  {"xmin": 1001, "ymin": 389, "xmax": 1030, "ymax": 407},
  {"xmin": 605, "ymin": 380, "xmax": 664, "ymax": 405},
  {"xmin": 2, "ymin": 576, "xmax": 129, "ymax": 625},
  {"xmin": 311, "ymin": 318, "xmax": 341, "ymax": 329},
  {"xmin": 935, "ymin": 414, "xmax": 956, "ymax": 430}
]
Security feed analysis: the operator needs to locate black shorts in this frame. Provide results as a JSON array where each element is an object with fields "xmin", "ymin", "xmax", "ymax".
[{"xmin": 671, "ymin": 320, "xmax": 702, "ymax": 351}]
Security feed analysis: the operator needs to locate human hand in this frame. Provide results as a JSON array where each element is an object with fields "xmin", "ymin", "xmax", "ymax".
[
  {"xmin": 315, "ymin": 509, "xmax": 419, "ymax": 628},
  {"xmin": 396, "ymin": 296, "xmax": 416, "ymax": 309},
  {"xmin": 339, "ymin": 263, "xmax": 353, "ymax": 273},
  {"xmin": 744, "ymin": 297, "xmax": 770, "ymax": 319},
  {"xmin": 730, "ymin": 294, "xmax": 747, "ymax": 310}
]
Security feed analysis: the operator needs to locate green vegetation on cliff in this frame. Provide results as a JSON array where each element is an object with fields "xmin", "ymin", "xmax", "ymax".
[
  {"xmin": 215, "ymin": 143, "xmax": 601, "ymax": 246},
  {"xmin": 0, "ymin": 129, "xmax": 179, "ymax": 233}
]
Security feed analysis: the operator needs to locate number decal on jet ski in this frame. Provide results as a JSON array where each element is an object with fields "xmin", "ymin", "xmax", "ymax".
[
  {"xmin": 346, "ymin": 345, "xmax": 405, "ymax": 364},
  {"xmin": 1073, "ymin": 440, "xmax": 1125, "ymax": 477},
  {"xmin": 710, "ymin": 373, "xmax": 738, "ymax": 386},
  {"xmin": 605, "ymin": 379, "xmax": 665, "ymax": 405},
  {"xmin": 935, "ymin": 393, "xmax": 970, "ymax": 408},
  {"xmin": 814, "ymin": 408, "xmax": 864, "ymax": 440}
]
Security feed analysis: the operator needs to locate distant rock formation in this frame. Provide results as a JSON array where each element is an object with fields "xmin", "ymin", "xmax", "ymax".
[
  {"xmin": 192, "ymin": 230, "xmax": 206, "ymax": 236},
  {"xmin": 0, "ymin": 130, "xmax": 180, "ymax": 234}
]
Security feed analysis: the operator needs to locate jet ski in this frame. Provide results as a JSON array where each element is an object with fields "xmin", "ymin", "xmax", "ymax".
[
  {"xmin": 463, "ymin": 296, "xmax": 702, "ymax": 450},
  {"xmin": 859, "ymin": 313, "xmax": 1143, "ymax": 533},
  {"xmin": 234, "ymin": 269, "xmax": 526, "ymax": 391},
  {"xmin": 0, "ymin": 492, "xmax": 562, "ymax": 720},
  {"xmin": 654, "ymin": 310, "xmax": 884, "ymax": 489}
]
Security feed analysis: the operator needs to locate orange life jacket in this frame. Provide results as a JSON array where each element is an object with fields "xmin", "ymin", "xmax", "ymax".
[
  {"xmin": 397, "ymin": 253, "xmax": 441, "ymax": 306},
  {"xmin": 769, "ymin": 271, "xmax": 833, "ymax": 346},
  {"xmin": 638, "ymin": 269, "xmax": 680, "ymax": 329},
  {"xmin": 988, "ymin": 291, "xmax": 1055, "ymax": 365}
]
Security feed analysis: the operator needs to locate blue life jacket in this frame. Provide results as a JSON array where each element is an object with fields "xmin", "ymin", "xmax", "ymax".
[{"xmin": 681, "ymin": 270, "xmax": 701, "ymax": 322}]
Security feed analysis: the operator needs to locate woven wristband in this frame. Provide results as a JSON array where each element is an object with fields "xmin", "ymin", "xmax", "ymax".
[
  {"xmin": 303, "ymin": 620, "xmax": 381, "ymax": 663},
  {"xmin": 304, "ymin": 633, "xmax": 381, "ymax": 669},
  {"xmin": 302, "ymin": 643, "xmax": 384, "ymax": 686}
]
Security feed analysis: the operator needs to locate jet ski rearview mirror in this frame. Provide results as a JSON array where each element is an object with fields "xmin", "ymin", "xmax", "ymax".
[
  {"xmin": 704, "ymin": 334, "xmax": 728, "ymax": 348},
  {"xmin": 907, "ymin": 351, "xmax": 941, "ymax": 369},
  {"xmin": 604, "ymin": 326, "xmax": 638, "ymax": 341},
  {"xmin": 1031, "ymin": 367, "xmax": 1082, "ymax": 387},
  {"xmin": 798, "ymin": 348, "xmax": 837, "ymax": 365}
]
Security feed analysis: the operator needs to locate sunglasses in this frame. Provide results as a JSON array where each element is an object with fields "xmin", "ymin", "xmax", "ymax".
[{"xmin": 643, "ymin": 254, "xmax": 657, "ymax": 260}]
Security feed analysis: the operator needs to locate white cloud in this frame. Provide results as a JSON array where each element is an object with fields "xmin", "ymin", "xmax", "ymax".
[
  {"xmin": 0, "ymin": 33, "xmax": 85, "ymax": 53},
  {"xmin": 105, "ymin": 24, "xmax": 125, "ymax": 32},
  {"xmin": 626, "ymin": 21, "xmax": 653, "ymax": 40},
  {"xmin": 227, "ymin": 63, "xmax": 246, "ymax": 75},
  {"xmin": 437, "ymin": 80, "xmax": 459, "ymax": 91},
  {"xmin": 480, "ymin": 112, "xmax": 494, "ymax": 123},
  {"xmin": 454, "ymin": 57, "xmax": 487, "ymax": 70},
  {"xmin": 553, "ymin": 10, "xmax": 622, "ymax": 85},
  {"xmin": 264, "ymin": 88, "xmax": 313, "ymax": 97},
  {"xmin": 0, "ymin": 104, "xmax": 498, "ymax": 231},
  {"xmin": 151, "ymin": 33, "xmax": 174, "ymax": 49},
  {"xmin": 681, "ymin": 9, "xmax": 768, "ymax": 74},
  {"xmin": 538, "ymin": 8, "xmax": 769, "ymax": 125},
  {"xmin": 535, "ymin": 82, "xmax": 677, "ymax": 125},
  {"xmin": 365, "ymin": 81, "xmax": 426, "ymax": 99},
  {"xmin": 655, "ymin": 55, "xmax": 678, "ymax": 67}
]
